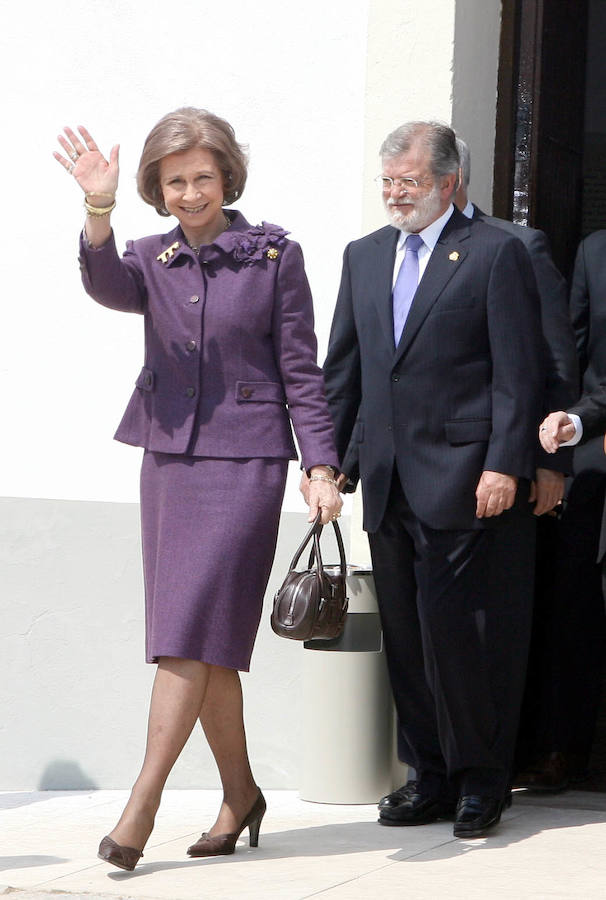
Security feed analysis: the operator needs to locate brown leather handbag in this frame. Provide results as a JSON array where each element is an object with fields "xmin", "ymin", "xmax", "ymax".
[{"xmin": 271, "ymin": 512, "xmax": 348, "ymax": 641}]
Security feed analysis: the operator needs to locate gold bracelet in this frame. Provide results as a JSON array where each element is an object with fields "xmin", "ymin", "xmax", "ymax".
[
  {"xmin": 85, "ymin": 199, "xmax": 116, "ymax": 217},
  {"xmin": 309, "ymin": 474, "xmax": 337, "ymax": 486}
]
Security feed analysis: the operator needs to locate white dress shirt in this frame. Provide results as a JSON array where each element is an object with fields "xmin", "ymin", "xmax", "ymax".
[
  {"xmin": 560, "ymin": 414, "xmax": 583, "ymax": 446},
  {"xmin": 392, "ymin": 204, "xmax": 455, "ymax": 288},
  {"xmin": 461, "ymin": 199, "xmax": 475, "ymax": 219}
]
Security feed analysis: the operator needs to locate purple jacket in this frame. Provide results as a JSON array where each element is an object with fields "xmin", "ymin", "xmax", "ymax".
[{"xmin": 78, "ymin": 211, "xmax": 339, "ymax": 471}]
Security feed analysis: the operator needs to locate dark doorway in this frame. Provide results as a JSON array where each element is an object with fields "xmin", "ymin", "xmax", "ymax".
[{"xmin": 493, "ymin": 0, "xmax": 589, "ymax": 280}]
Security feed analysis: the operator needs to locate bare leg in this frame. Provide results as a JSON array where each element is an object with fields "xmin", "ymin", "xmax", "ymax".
[
  {"xmin": 108, "ymin": 657, "xmax": 211, "ymax": 850},
  {"xmin": 199, "ymin": 666, "xmax": 259, "ymax": 836}
]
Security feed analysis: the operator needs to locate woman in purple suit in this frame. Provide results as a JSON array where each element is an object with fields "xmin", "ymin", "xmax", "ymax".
[{"xmin": 54, "ymin": 109, "xmax": 341, "ymax": 871}]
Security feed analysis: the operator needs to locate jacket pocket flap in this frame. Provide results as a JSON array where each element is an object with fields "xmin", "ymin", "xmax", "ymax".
[
  {"xmin": 235, "ymin": 381, "xmax": 285, "ymax": 403},
  {"xmin": 444, "ymin": 418, "xmax": 491, "ymax": 444},
  {"xmin": 136, "ymin": 367, "xmax": 154, "ymax": 392}
]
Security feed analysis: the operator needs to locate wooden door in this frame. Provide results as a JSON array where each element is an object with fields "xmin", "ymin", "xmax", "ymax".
[{"xmin": 493, "ymin": 0, "xmax": 588, "ymax": 278}]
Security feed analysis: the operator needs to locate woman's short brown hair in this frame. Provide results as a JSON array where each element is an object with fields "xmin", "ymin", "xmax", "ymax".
[{"xmin": 137, "ymin": 108, "xmax": 248, "ymax": 215}]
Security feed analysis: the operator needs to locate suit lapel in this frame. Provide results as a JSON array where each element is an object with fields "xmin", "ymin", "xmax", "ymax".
[
  {"xmin": 370, "ymin": 226, "xmax": 400, "ymax": 351},
  {"xmin": 394, "ymin": 211, "xmax": 471, "ymax": 364}
]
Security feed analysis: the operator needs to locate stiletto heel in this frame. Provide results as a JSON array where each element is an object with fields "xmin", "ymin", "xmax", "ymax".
[
  {"xmin": 187, "ymin": 788, "xmax": 266, "ymax": 857},
  {"xmin": 248, "ymin": 812, "xmax": 263, "ymax": 847}
]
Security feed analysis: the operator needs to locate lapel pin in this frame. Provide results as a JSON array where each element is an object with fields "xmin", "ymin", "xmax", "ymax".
[
  {"xmin": 157, "ymin": 241, "xmax": 180, "ymax": 264},
  {"xmin": 448, "ymin": 251, "xmax": 460, "ymax": 262},
  {"xmin": 267, "ymin": 247, "xmax": 279, "ymax": 260}
]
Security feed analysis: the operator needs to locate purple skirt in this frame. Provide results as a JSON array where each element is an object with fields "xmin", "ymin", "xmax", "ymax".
[{"xmin": 140, "ymin": 452, "xmax": 288, "ymax": 671}]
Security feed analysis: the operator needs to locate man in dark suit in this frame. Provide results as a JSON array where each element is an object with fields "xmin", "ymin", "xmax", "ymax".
[
  {"xmin": 541, "ymin": 381, "xmax": 606, "ymax": 449},
  {"xmin": 571, "ymin": 231, "xmax": 606, "ymax": 393},
  {"xmin": 454, "ymin": 138, "xmax": 580, "ymax": 791},
  {"xmin": 322, "ymin": 121, "xmax": 544, "ymax": 838},
  {"xmin": 536, "ymin": 231, "xmax": 606, "ymax": 786},
  {"xmin": 455, "ymin": 137, "xmax": 578, "ymax": 444}
]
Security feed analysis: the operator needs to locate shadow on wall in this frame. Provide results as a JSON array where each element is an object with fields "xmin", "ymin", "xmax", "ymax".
[{"xmin": 37, "ymin": 760, "xmax": 99, "ymax": 791}]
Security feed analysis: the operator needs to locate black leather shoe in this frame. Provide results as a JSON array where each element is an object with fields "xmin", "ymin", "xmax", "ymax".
[
  {"xmin": 453, "ymin": 795, "xmax": 504, "ymax": 838},
  {"xmin": 378, "ymin": 780, "xmax": 418, "ymax": 811},
  {"xmin": 379, "ymin": 791, "xmax": 455, "ymax": 826}
]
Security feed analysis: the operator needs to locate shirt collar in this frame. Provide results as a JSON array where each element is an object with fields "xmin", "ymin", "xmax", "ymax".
[
  {"xmin": 396, "ymin": 203, "xmax": 455, "ymax": 251},
  {"xmin": 461, "ymin": 199, "xmax": 474, "ymax": 219}
]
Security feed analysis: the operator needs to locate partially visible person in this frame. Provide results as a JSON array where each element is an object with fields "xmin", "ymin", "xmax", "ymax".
[
  {"xmin": 532, "ymin": 230, "xmax": 606, "ymax": 789},
  {"xmin": 319, "ymin": 121, "xmax": 544, "ymax": 839},
  {"xmin": 454, "ymin": 137, "xmax": 581, "ymax": 791},
  {"xmin": 540, "ymin": 394, "xmax": 606, "ymax": 452},
  {"xmin": 54, "ymin": 109, "xmax": 341, "ymax": 871},
  {"xmin": 455, "ymin": 137, "xmax": 578, "ymax": 449}
]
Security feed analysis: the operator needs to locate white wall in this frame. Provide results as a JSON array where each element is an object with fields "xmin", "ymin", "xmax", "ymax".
[{"xmin": 452, "ymin": 0, "xmax": 502, "ymax": 212}]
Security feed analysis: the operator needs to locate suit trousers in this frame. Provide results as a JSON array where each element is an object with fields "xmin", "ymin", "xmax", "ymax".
[
  {"xmin": 369, "ymin": 469, "xmax": 535, "ymax": 797},
  {"xmin": 517, "ymin": 437, "xmax": 606, "ymax": 772}
]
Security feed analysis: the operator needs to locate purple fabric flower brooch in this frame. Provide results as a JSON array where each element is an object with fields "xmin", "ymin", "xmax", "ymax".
[{"xmin": 229, "ymin": 222, "xmax": 289, "ymax": 265}]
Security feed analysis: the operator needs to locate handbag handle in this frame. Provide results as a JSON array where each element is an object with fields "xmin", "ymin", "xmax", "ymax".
[{"xmin": 287, "ymin": 511, "xmax": 347, "ymax": 578}]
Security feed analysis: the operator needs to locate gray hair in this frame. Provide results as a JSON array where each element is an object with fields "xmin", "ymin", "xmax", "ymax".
[
  {"xmin": 380, "ymin": 121, "xmax": 460, "ymax": 180},
  {"xmin": 455, "ymin": 137, "xmax": 471, "ymax": 187},
  {"xmin": 137, "ymin": 107, "xmax": 248, "ymax": 216}
]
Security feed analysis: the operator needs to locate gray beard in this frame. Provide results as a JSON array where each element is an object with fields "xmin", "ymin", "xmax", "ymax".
[{"xmin": 386, "ymin": 183, "xmax": 442, "ymax": 232}]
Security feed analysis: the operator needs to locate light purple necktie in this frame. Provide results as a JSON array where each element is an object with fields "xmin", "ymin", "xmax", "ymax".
[{"xmin": 392, "ymin": 233, "xmax": 424, "ymax": 346}]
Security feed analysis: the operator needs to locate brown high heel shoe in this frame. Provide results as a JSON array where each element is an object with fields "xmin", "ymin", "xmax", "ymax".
[
  {"xmin": 98, "ymin": 835, "xmax": 144, "ymax": 871},
  {"xmin": 187, "ymin": 789, "xmax": 266, "ymax": 857}
]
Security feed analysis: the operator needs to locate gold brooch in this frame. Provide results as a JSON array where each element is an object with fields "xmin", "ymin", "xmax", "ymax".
[
  {"xmin": 157, "ymin": 241, "xmax": 180, "ymax": 264},
  {"xmin": 448, "ymin": 251, "xmax": 460, "ymax": 261},
  {"xmin": 267, "ymin": 247, "xmax": 279, "ymax": 260}
]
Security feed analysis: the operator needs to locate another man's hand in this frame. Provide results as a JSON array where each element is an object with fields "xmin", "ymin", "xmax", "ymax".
[
  {"xmin": 336, "ymin": 473, "xmax": 348, "ymax": 491},
  {"xmin": 475, "ymin": 470, "xmax": 518, "ymax": 518},
  {"xmin": 529, "ymin": 468, "xmax": 565, "ymax": 516},
  {"xmin": 539, "ymin": 411, "xmax": 576, "ymax": 453}
]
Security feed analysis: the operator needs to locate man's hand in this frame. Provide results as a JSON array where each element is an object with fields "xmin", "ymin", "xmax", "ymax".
[
  {"xmin": 539, "ymin": 411, "xmax": 576, "ymax": 453},
  {"xmin": 475, "ymin": 470, "xmax": 518, "ymax": 518},
  {"xmin": 529, "ymin": 468, "xmax": 565, "ymax": 516},
  {"xmin": 336, "ymin": 473, "xmax": 348, "ymax": 491}
]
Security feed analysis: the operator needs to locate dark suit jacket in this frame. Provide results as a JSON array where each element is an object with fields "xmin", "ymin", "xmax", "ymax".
[
  {"xmin": 569, "ymin": 387, "xmax": 606, "ymax": 442},
  {"xmin": 323, "ymin": 207, "xmax": 544, "ymax": 533},
  {"xmin": 566, "ymin": 231, "xmax": 606, "ymax": 561},
  {"xmin": 473, "ymin": 205, "xmax": 578, "ymax": 473},
  {"xmin": 570, "ymin": 230, "xmax": 606, "ymax": 395}
]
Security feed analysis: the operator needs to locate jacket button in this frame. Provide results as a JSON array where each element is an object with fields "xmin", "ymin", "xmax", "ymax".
[
  {"xmin": 185, "ymin": 386, "xmax": 196, "ymax": 398},
  {"xmin": 186, "ymin": 340, "xmax": 197, "ymax": 351},
  {"xmin": 189, "ymin": 295, "xmax": 200, "ymax": 303},
  {"xmin": 387, "ymin": 424, "xmax": 392, "ymax": 431},
  {"xmin": 144, "ymin": 374, "xmax": 152, "ymax": 386},
  {"xmin": 391, "ymin": 373, "xmax": 400, "ymax": 382},
  {"xmin": 241, "ymin": 387, "xmax": 253, "ymax": 398}
]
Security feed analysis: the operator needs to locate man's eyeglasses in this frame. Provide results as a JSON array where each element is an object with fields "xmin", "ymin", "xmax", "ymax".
[{"xmin": 375, "ymin": 175, "xmax": 421, "ymax": 191}]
